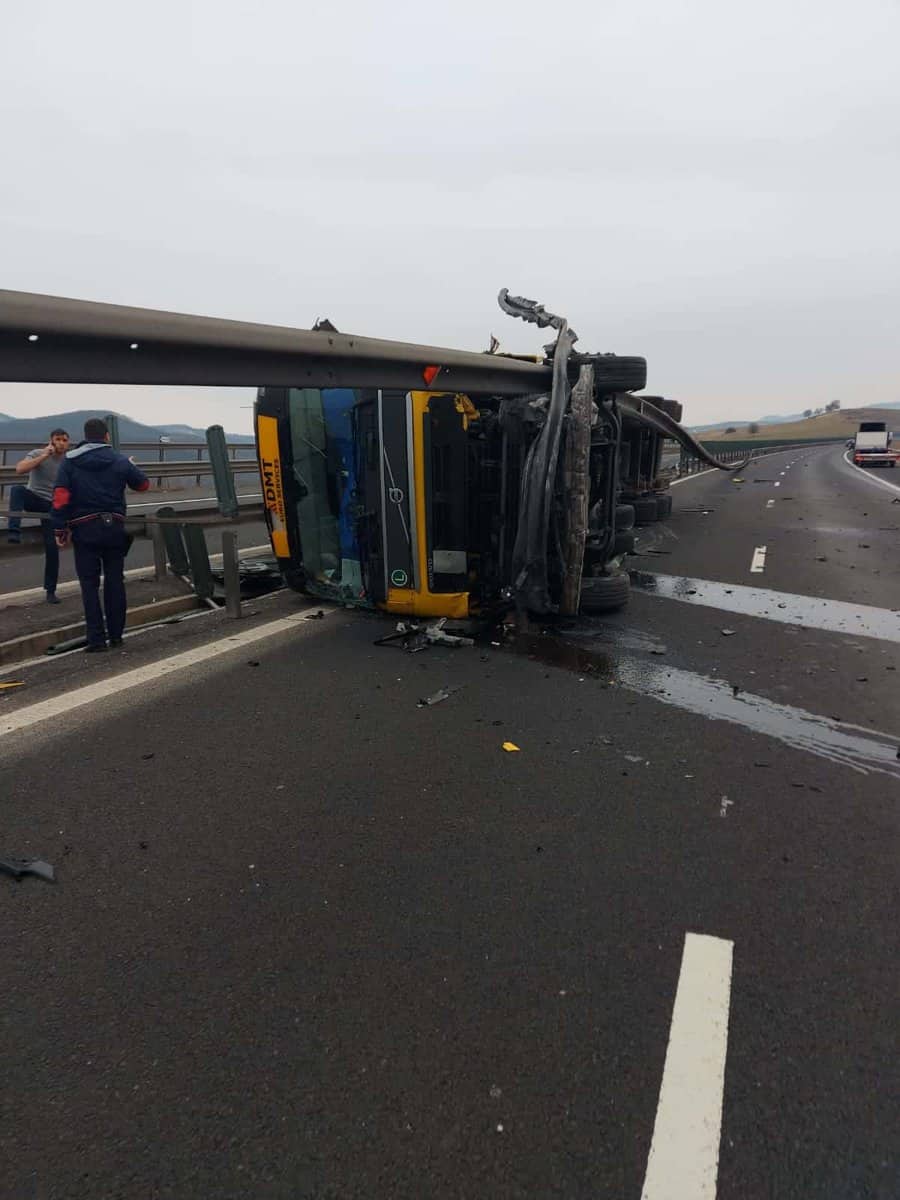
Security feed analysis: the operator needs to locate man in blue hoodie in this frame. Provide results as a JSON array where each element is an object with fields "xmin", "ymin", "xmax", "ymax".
[{"xmin": 52, "ymin": 417, "xmax": 150, "ymax": 652}]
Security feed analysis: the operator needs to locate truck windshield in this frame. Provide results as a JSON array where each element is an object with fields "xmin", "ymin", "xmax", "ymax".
[{"xmin": 287, "ymin": 387, "xmax": 364, "ymax": 599}]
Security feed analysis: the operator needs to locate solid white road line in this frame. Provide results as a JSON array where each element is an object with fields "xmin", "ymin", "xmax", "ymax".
[
  {"xmin": 0, "ymin": 545, "xmax": 272, "ymax": 606},
  {"xmin": 670, "ymin": 467, "xmax": 720, "ymax": 487},
  {"xmin": 842, "ymin": 451, "xmax": 900, "ymax": 495},
  {"xmin": 0, "ymin": 606, "xmax": 334, "ymax": 738},
  {"xmin": 640, "ymin": 933, "xmax": 734, "ymax": 1200},
  {"xmin": 750, "ymin": 546, "xmax": 766, "ymax": 573}
]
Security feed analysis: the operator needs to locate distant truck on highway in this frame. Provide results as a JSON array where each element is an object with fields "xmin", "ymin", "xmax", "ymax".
[{"xmin": 852, "ymin": 422, "xmax": 897, "ymax": 468}]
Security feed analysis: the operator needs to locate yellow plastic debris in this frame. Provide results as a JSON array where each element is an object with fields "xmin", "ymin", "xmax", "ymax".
[
  {"xmin": 502, "ymin": 741, "xmax": 521, "ymax": 753},
  {"xmin": 0, "ymin": 681, "xmax": 25, "ymax": 690}
]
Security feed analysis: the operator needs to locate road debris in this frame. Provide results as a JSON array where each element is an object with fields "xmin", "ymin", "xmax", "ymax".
[
  {"xmin": 0, "ymin": 681, "xmax": 25, "ymax": 691},
  {"xmin": 0, "ymin": 856, "xmax": 56, "ymax": 883},
  {"xmin": 417, "ymin": 685, "xmax": 463, "ymax": 708},
  {"xmin": 305, "ymin": 610, "xmax": 325, "ymax": 620},
  {"xmin": 719, "ymin": 796, "xmax": 733, "ymax": 818},
  {"xmin": 720, "ymin": 629, "xmax": 736, "ymax": 637},
  {"xmin": 376, "ymin": 617, "xmax": 474, "ymax": 652},
  {"xmin": 502, "ymin": 741, "xmax": 521, "ymax": 752}
]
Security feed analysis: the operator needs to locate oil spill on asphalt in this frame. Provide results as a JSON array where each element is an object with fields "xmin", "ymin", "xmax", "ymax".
[
  {"xmin": 511, "ymin": 631, "xmax": 900, "ymax": 779},
  {"xmin": 630, "ymin": 571, "xmax": 900, "ymax": 644}
]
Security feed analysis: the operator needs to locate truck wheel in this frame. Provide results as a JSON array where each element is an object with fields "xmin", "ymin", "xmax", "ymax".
[
  {"xmin": 633, "ymin": 496, "xmax": 658, "ymax": 526},
  {"xmin": 655, "ymin": 493, "xmax": 673, "ymax": 519},
  {"xmin": 613, "ymin": 529, "xmax": 636, "ymax": 556},
  {"xmin": 644, "ymin": 396, "xmax": 683, "ymax": 424},
  {"xmin": 580, "ymin": 570, "xmax": 631, "ymax": 613},
  {"xmin": 615, "ymin": 503, "xmax": 636, "ymax": 530},
  {"xmin": 593, "ymin": 357, "xmax": 647, "ymax": 393}
]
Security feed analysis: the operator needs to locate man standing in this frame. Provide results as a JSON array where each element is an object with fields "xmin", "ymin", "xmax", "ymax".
[
  {"xmin": 7, "ymin": 428, "xmax": 70, "ymax": 603},
  {"xmin": 52, "ymin": 418, "xmax": 149, "ymax": 652}
]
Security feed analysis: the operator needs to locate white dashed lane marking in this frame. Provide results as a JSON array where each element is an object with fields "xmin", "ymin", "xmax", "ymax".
[{"xmin": 641, "ymin": 933, "xmax": 734, "ymax": 1200}]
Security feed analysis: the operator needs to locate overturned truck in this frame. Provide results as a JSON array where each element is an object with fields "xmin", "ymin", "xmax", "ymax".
[
  {"xmin": 0, "ymin": 286, "xmax": 736, "ymax": 616},
  {"xmin": 255, "ymin": 291, "xmax": 724, "ymax": 618}
]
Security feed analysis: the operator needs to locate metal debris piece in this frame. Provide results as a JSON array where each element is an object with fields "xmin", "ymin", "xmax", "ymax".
[
  {"xmin": 425, "ymin": 618, "xmax": 474, "ymax": 647},
  {"xmin": 417, "ymin": 685, "xmax": 463, "ymax": 708},
  {"xmin": 0, "ymin": 857, "xmax": 56, "ymax": 883},
  {"xmin": 376, "ymin": 618, "xmax": 472, "ymax": 652}
]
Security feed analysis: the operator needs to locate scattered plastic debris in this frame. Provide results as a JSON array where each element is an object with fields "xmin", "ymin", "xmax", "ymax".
[
  {"xmin": 721, "ymin": 629, "xmax": 736, "ymax": 637},
  {"xmin": 624, "ymin": 753, "xmax": 644, "ymax": 763},
  {"xmin": 0, "ymin": 681, "xmax": 25, "ymax": 691},
  {"xmin": 0, "ymin": 857, "xmax": 55, "ymax": 883},
  {"xmin": 305, "ymin": 610, "xmax": 325, "ymax": 620},
  {"xmin": 502, "ymin": 741, "xmax": 521, "ymax": 752},
  {"xmin": 719, "ymin": 796, "xmax": 733, "ymax": 818},
  {"xmin": 417, "ymin": 685, "xmax": 463, "ymax": 708},
  {"xmin": 376, "ymin": 617, "xmax": 473, "ymax": 652}
]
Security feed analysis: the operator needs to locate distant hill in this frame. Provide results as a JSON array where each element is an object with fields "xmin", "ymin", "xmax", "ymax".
[
  {"xmin": 696, "ymin": 407, "xmax": 900, "ymax": 441},
  {"xmin": 0, "ymin": 411, "xmax": 254, "ymax": 445}
]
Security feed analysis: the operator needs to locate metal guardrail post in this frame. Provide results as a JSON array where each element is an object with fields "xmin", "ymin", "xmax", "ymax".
[
  {"xmin": 206, "ymin": 424, "xmax": 239, "ymax": 519},
  {"xmin": 222, "ymin": 530, "xmax": 241, "ymax": 618},
  {"xmin": 105, "ymin": 414, "xmax": 120, "ymax": 451},
  {"xmin": 156, "ymin": 506, "xmax": 191, "ymax": 577},
  {"xmin": 196, "ymin": 446, "xmax": 203, "ymax": 488},
  {"xmin": 183, "ymin": 524, "xmax": 215, "ymax": 601},
  {"xmin": 151, "ymin": 523, "xmax": 168, "ymax": 580}
]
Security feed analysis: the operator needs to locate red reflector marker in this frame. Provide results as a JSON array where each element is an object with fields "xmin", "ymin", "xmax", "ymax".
[{"xmin": 423, "ymin": 365, "xmax": 441, "ymax": 387}]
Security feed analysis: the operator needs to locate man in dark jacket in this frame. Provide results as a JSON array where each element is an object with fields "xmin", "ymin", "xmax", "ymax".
[{"xmin": 52, "ymin": 417, "xmax": 150, "ymax": 651}]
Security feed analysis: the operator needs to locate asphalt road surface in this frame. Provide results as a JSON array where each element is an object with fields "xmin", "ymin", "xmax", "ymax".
[{"xmin": 1, "ymin": 444, "xmax": 897, "ymax": 1199}]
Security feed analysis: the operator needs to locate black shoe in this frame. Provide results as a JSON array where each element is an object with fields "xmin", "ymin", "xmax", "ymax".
[
  {"xmin": 85, "ymin": 643, "xmax": 108, "ymax": 653},
  {"xmin": 46, "ymin": 591, "xmax": 61, "ymax": 605},
  {"xmin": 7, "ymin": 533, "xmax": 21, "ymax": 545},
  {"xmin": 109, "ymin": 638, "xmax": 123, "ymax": 648}
]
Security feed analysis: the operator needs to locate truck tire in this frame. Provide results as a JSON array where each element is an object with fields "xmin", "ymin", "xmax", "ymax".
[
  {"xmin": 615, "ymin": 503, "xmax": 636, "ymax": 531},
  {"xmin": 655, "ymin": 493, "xmax": 673, "ymax": 519},
  {"xmin": 633, "ymin": 496, "xmax": 658, "ymax": 526},
  {"xmin": 591, "ymin": 356, "xmax": 647, "ymax": 394},
  {"xmin": 613, "ymin": 529, "xmax": 636, "ymax": 556},
  {"xmin": 580, "ymin": 570, "xmax": 630, "ymax": 613},
  {"xmin": 644, "ymin": 396, "xmax": 683, "ymax": 424}
]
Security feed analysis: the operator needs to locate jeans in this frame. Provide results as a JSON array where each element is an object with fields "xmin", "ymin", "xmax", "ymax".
[
  {"xmin": 8, "ymin": 485, "xmax": 59, "ymax": 593},
  {"xmin": 72, "ymin": 520, "xmax": 132, "ymax": 646}
]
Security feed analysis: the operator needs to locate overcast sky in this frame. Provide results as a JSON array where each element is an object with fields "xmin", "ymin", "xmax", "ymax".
[{"xmin": 2, "ymin": 0, "xmax": 898, "ymax": 433}]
